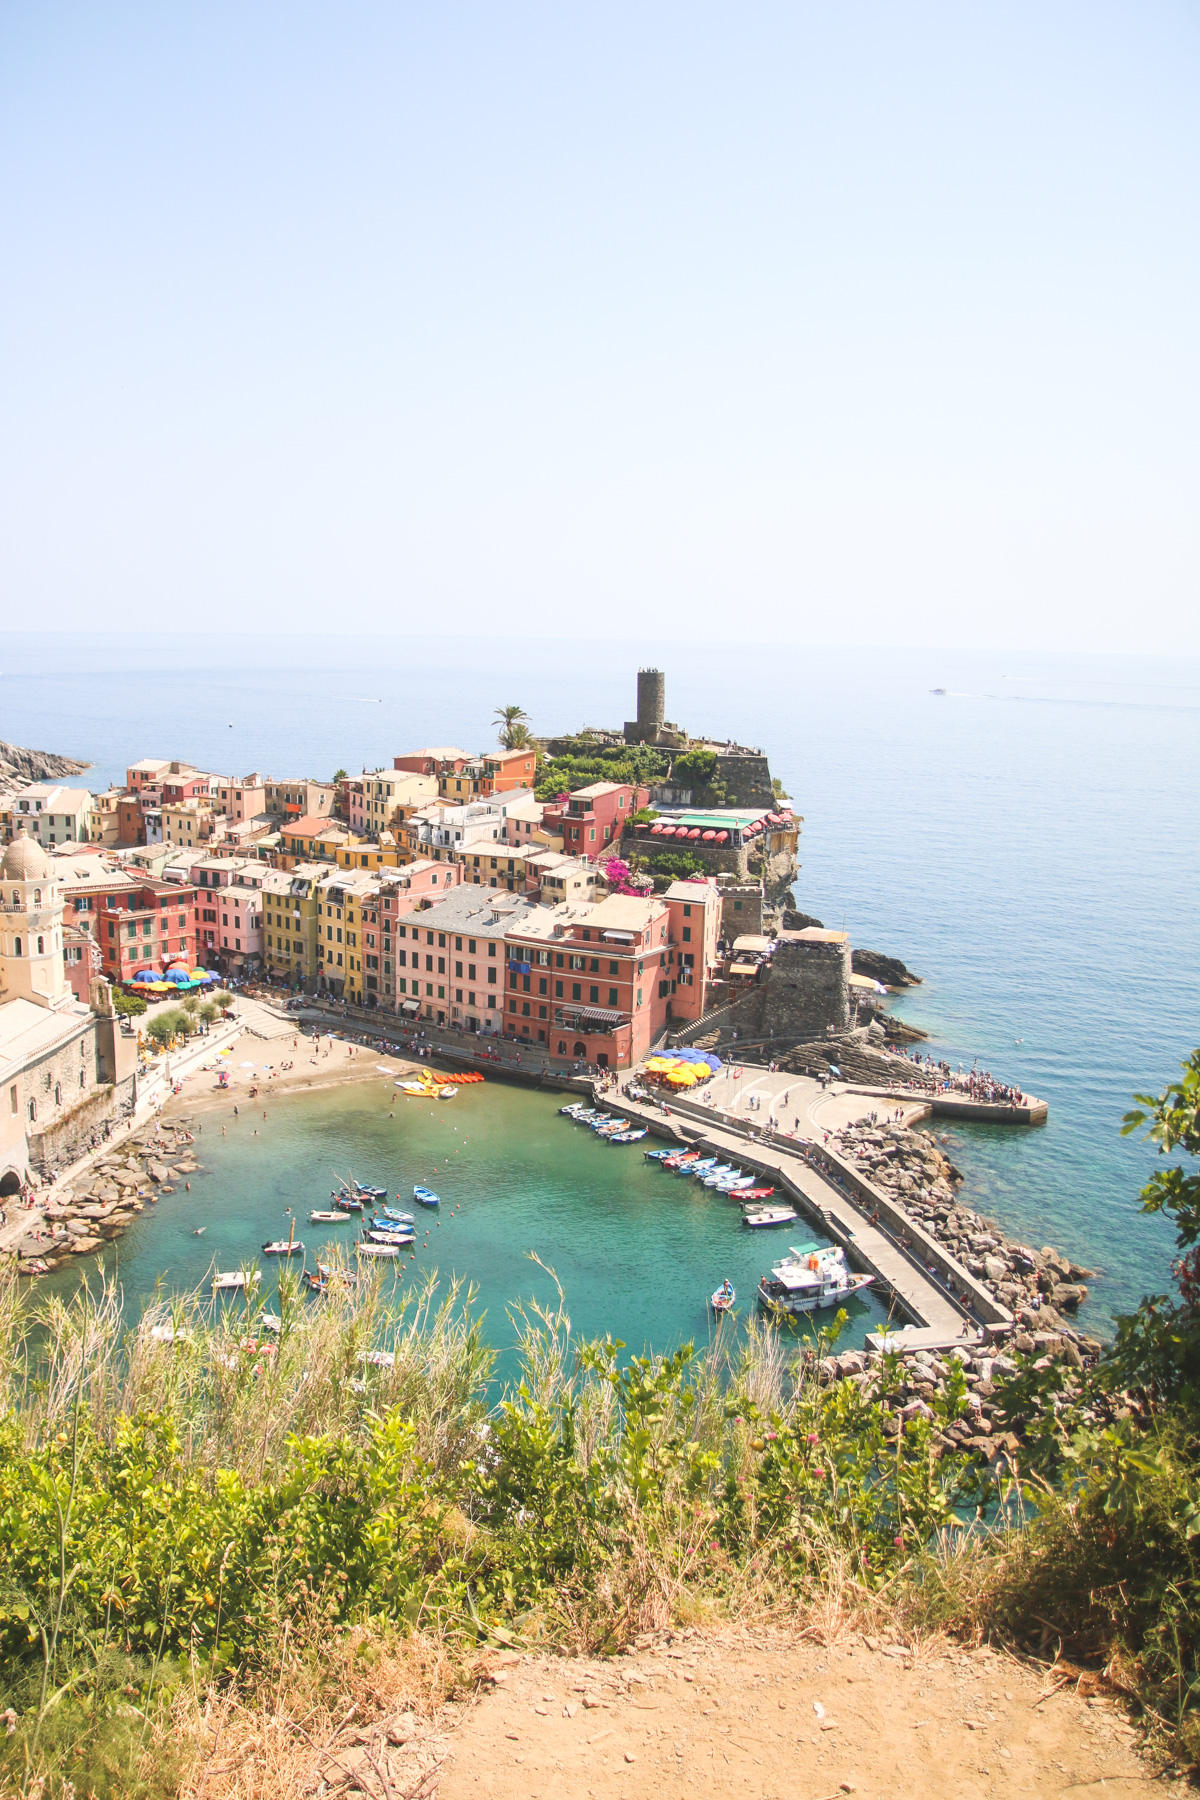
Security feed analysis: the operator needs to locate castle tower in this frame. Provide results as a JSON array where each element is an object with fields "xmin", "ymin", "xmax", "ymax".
[
  {"xmin": 636, "ymin": 667, "xmax": 666, "ymax": 735},
  {"xmin": 0, "ymin": 829, "xmax": 67, "ymax": 1010}
]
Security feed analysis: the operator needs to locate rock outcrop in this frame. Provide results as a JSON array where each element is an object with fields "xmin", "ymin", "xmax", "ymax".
[
  {"xmin": 852, "ymin": 948, "xmax": 921, "ymax": 987},
  {"xmin": 0, "ymin": 739, "xmax": 89, "ymax": 785}
]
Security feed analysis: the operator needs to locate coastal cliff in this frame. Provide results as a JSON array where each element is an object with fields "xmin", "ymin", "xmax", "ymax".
[{"xmin": 0, "ymin": 738, "xmax": 89, "ymax": 785}]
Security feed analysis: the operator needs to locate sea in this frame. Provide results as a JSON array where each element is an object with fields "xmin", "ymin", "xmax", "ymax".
[{"xmin": 4, "ymin": 633, "xmax": 1198, "ymax": 1351}]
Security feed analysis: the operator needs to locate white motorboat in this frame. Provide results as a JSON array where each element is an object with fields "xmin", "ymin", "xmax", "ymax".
[
  {"xmin": 757, "ymin": 1244, "xmax": 873, "ymax": 1314},
  {"xmin": 743, "ymin": 1205, "xmax": 798, "ymax": 1227},
  {"xmin": 365, "ymin": 1229, "xmax": 414, "ymax": 1246},
  {"xmin": 356, "ymin": 1242, "xmax": 403, "ymax": 1259},
  {"xmin": 310, "ymin": 1210, "xmax": 348, "ymax": 1223},
  {"xmin": 262, "ymin": 1238, "xmax": 305, "ymax": 1255},
  {"xmin": 212, "ymin": 1270, "xmax": 261, "ymax": 1292}
]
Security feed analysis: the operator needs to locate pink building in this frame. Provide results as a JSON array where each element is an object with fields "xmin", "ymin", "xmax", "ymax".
[
  {"xmin": 540, "ymin": 782, "xmax": 648, "ymax": 857},
  {"xmin": 188, "ymin": 856, "xmax": 267, "ymax": 974},
  {"xmin": 371, "ymin": 859, "xmax": 464, "ymax": 1009},
  {"xmin": 662, "ymin": 879, "xmax": 721, "ymax": 1024},
  {"xmin": 345, "ymin": 780, "xmax": 365, "ymax": 832}
]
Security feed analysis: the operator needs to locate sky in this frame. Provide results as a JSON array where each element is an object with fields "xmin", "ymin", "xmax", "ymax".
[{"xmin": 1, "ymin": 2, "xmax": 1197, "ymax": 650}]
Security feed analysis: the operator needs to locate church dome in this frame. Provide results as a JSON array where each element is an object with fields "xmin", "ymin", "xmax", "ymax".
[{"xmin": 1, "ymin": 831, "xmax": 52, "ymax": 881}]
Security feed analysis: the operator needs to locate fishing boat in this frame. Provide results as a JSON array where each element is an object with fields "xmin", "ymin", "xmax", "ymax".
[
  {"xmin": 711, "ymin": 1280, "xmax": 736, "ymax": 1314},
  {"xmin": 734, "ymin": 1187, "xmax": 776, "ymax": 1201},
  {"xmin": 310, "ymin": 1210, "xmax": 349, "ymax": 1223},
  {"xmin": 413, "ymin": 1185, "xmax": 440, "ymax": 1208},
  {"xmin": 561, "ymin": 1102, "xmax": 590, "ymax": 1117},
  {"xmin": 354, "ymin": 1184, "xmax": 388, "ymax": 1200},
  {"xmin": 742, "ymin": 1205, "xmax": 798, "ymax": 1228},
  {"xmin": 699, "ymin": 1165, "xmax": 738, "ymax": 1185},
  {"xmin": 678, "ymin": 1157, "xmax": 717, "ymax": 1177},
  {"xmin": 192, "ymin": 1226, "xmax": 207, "ymax": 1235},
  {"xmin": 379, "ymin": 1208, "xmax": 415, "ymax": 1225},
  {"xmin": 333, "ymin": 1195, "xmax": 364, "ymax": 1213},
  {"xmin": 757, "ymin": 1244, "xmax": 874, "ymax": 1314},
  {"xmin": 643, "ymin": 1148, "xmax": 674, "ymax": 1161},
  {"xmin": 368, "ymin": 1214, "xmax": 415, "ymax": 1234},
  {"xmin": 608, "ymin": 1128, "xmax": 647, "ymax": 1143},
  {"xmin": 356, "ymin": 1241, "xmax": 403, "ymax": 1259},
  {"xmin": 213, "ymin": 1270, "xmax": 261, "ymax": 1292},
  {"xmin": 364, "ymin": 1229, "xmax": 414, "ymax": 1246}
]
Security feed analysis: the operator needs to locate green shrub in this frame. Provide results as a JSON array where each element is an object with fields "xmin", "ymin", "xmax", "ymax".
[{"xmin": 113, "ymin": 989, "xmax": 147, "ymax": 1018}]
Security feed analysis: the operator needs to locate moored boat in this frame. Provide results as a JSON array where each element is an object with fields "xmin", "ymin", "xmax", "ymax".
[
  {"xmin": 356, "ymin": 1242, "xmax": 403, "ymax": 1259},
  {"xmin": 413, "ymin": 1185, "xmax": 440, "ymax": 1208},
  {"xmin": 365, "ymin": 1229, "xmax": 414, "ymax": 1246},
  {"xmin": 757, "ymin": 1244, "xmax": 873, "ymax": 1314},
  {"xmin": 742, "ymin": 1205, "xmax": 798, "ymax": 1227},
  {"xmin": 711, "ymin": 1280, "xmax": 736, "ymax": 1313},
  {"xmin": 310, "ymin": 1210, "xmax": 348, "ymax": 1223},
  {"xmin": 262, "ymin": 1237, "xmax": 305, "ymax": 1255},
  {"xmin": 608, "ymin": 1128, "xmax": 647, "ymax": 1143},
  {"xmin": 379, "ymin": 1207, "xmax": 415, "ymax": 1224},
  {"xmin": 213, "ymin": 1270, "xmax": 261, "ymax": 1292}
]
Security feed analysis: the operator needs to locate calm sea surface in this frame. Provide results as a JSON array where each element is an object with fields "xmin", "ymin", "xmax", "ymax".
[{"xmin": 6, "ymin": 634, "xmax": 1199, "ymax": 1345}]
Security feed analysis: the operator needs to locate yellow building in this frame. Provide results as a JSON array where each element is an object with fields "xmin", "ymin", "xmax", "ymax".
[
  {"xmin": 331, "ymin": 833, "xmax": 404, "ymax": 873},
  {"xmin": 261, "ymin": 863, "xmax": 324, "ymax": 987},
  {"xmin": 339, "ymin": 872, "xmax": 382, "ymax": 1005},
  {"xmin": 361, "ymin": 770, "xmax": 437, "ymax": 836},
  {"xmin": 160, "ymin": 799, "xmax": 219, "ymax": 849}
]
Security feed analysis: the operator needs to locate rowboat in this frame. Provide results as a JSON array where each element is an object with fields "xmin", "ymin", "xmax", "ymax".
[
  {"xmin": 742, "ymin": 1205, "xmax": 798, "ymax": 1228},
  {"xmin": 356, "ymin": 1242, "xmax": 403, "ymax": 1259},
  {"xmin": 608, "ymin": 1129, "xmax": 647, "ymax": 1143},
  {"xmin": 365, "ymin": 1229, "xmax": 414, "ymax": 1246},
  {"xmin": 678, "ymin": 1157, "xmax": 717, "ymax": 1177},
  {"xmin": 262, "ymin": 1220, "xmax": 303, "ymax": 1256},
  {"xmin": 734, "ymin": 1187, "xmax": 776, "ymax": 1201},
  {"xmin": 310, "ymin": 1210, "xmax": 348, "ymax": 1223},
  {"xmin": 379, "ymin": 1208, "xmax": 415, "ymax": 1225},
  {"xmin": 213, "ymin": 1271, "xmax": 260, "ymax": 1292},
  {"xmin": 413, "ymin": 1185, "xmax": 440, "ymax": 1208},
  {"xmin": 711, "ymin": 1281, "xmax": 736, "ymax": 1314},
  {"xmin": 333, "ymin": 1196, "xmax": 364, "ymax": 1213}
]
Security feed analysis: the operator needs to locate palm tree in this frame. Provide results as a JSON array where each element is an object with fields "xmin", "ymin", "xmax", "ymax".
[{"xmin": 493, "ymin": 705, "xmax": 530, "ymax": 750}]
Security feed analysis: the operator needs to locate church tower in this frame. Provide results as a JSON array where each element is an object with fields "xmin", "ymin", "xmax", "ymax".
[{"xmin": 0, "ymin": 829, "xmax": 67, "ymax": 1010}]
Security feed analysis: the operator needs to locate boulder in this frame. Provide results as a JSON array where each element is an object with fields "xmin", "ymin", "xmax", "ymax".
[{"xmin": 983, "ymin": 1256, "xmax": 1007, "ymax": 1284}]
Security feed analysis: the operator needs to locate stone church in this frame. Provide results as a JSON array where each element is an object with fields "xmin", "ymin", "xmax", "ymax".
[{"xmin": 0, "ymin": 830, "xmax": 136, "ymax": 1195}]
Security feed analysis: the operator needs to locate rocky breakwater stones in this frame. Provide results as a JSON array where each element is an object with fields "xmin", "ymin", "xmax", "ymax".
[
  {"xmin": 828, "ymin": 1120, "xmax": 1097, "ymax": 1330},
  {"xmin": 815, "ymin": 1338, "xmax": 1103, "ymax": 1466},
  {"xmin": 14, "ymin": 1131, "xmax": 204, "ymax": 1278}
]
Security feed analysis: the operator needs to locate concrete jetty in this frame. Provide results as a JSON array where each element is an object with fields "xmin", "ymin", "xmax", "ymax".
[{"xmin": 601, "ymin": 1069, "xmax": 1020, "ymax": 1354}]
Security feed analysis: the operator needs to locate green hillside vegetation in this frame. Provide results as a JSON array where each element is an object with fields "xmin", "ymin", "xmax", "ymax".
[
  {"xmin": 534, "ymin": 741, "xmax": 671, "ymax": 802},
  {"xmin": 3, "ymin": 1053, "xmax": 1199, "ymax": 1793}
]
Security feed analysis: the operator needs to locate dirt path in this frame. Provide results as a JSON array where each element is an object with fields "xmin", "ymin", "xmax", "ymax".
[{"xmin": 437, "ymin": 1630, "xmax": 1167, "ymax": 1800}]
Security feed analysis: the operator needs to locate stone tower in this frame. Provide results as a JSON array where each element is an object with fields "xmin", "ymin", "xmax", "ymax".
[
  {"xmin": 623, "ymin": 667, "xmax": 685, "ymax": 746},
  {"xmin": 0, "ymin": 829, "xmax": 67, "ymax": 1010},
  {"xmin": 636, "ymin": 668, "xmax": 666, "ymax": 735}
]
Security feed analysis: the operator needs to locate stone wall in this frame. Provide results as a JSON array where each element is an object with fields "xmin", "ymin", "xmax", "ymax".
[
  {"xmin": 29, "ymin": 1083, "xmax": 126, "ymax": 1172},
  {"xmin": 720, "ymin": 881, "xmax": 764, "ymax": 937},
  {"xmin": 712, "ymin": 751, "xmax": 775, "ymax": 809}
]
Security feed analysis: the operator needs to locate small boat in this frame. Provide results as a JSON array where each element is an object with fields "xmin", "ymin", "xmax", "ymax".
[
  {"xmin": 365, "ymin": 1229, "xmax": 414, "ymax": 1246},
  {"xmin": 757, "ymin": 1245, "xmax": 874, "ymax": 1314},
  {"xmin": 396, "ymin": 1080, "xmax": 428, "ymax": 1095},
  {"xmin": 262, "ymin": 1220, "xmax": 303, "ymax": 1256},
  {"xmin": 192, "ymin": 1226, "xmax": 207, "ymax": 1235},
  {"xmin": 213, "ymin": 1270, "xmax": 261, "ymax": 1292},
  {"xmin": 310, "ymin": 1210, "xmax": 349, "ymax": 1223},
  {"xmin": 438, "ymin": 1086, "xmax": 458, "ymax": 1100},
  {"xmin": 700, "ymin": 1165, "xmax": 738, "ymax": 1184},
  {"xmin": 413, "ymin": 1185, "xmax": 440, "ymax": 1208},
  {"xmin": 561, "ymin": 1102, "xmax": 590, "ymax": 1117},
  {"xmin": 735, "ymin": 1187, "xmax": 776, "ymax": 1201},
  {"xmin": 678, "ymin": 1157, "xmax": 717, "ymax": 1177},
  {"xmin": 357, "ymin": 1241, "xmax": 403, "ymax": 1258},
  {"xmin": 379, "ymin": 1208, "xmax": 415, "ymax": 1225},
  {"xmin": 368, "ymin": 1215, "xmax": 416, "ymax": 1234},
  {"xmin": 742, "ymin": 1205, "xmax": 798, "ymax": 1228},
  {"xmin": 608, "ymin": 1129, "xmax": 647, "ymax": 1143},
  {"xmin": 333, "ymin": 1196, "xmax": 364, "ymax": 1213},
  {"xmin": 643, "ymin": 1148, "xmax": 673, "ymax": 1161},
  {"xmin": 260, "ymin": 1311, "xmax": 282, "ymax": 1333},
  {"xmin": 711, "ymin": 1281, "xmax": 736, "ymax": 1314}
]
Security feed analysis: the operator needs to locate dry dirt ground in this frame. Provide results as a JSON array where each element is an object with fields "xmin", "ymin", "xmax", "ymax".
[{"xmin": 432, "ymin": 1631, "xmax": 1173, "ymax": 1800}]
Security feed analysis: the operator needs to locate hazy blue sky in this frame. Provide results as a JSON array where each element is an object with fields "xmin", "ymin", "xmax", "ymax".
[{"xmin": 2, "ymin": 3, "xmax": 1196, "ymax": 648}]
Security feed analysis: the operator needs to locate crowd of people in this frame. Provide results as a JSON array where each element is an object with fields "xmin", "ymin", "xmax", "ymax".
[{"xmin": 900, "ymin": 1050, "xmax": 1027, "ymax": 1106}]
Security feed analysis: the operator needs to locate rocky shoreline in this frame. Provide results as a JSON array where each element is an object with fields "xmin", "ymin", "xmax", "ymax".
[
  {"xmin": 13, "ymin": 1125, "xmax": 204, "ymax": 1275},
  {"xmin": 814, "ymin": 1117, "xmax": 1104, "ymax": 1453}
]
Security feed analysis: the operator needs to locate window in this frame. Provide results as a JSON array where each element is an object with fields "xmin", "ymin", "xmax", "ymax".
[
  {"xmin": 488, "ymin": 942, "xmax": 496, "ymax": 957},
  {"xmin": 37, "ymin": 936, "xmax": 44, "ymax": 955},
  {"xmin": 8, "ymin": 1086, "xmax": 16, "ymax": 1115},
  {"xmin": 608, "ymin": 987, "xmax": 618, "ymax": 1006},
  {"xmin": 487, "ymin": 967, "xmax": 497, "ymax": 984},
  {"xmin": 589, "ymin": 985, "xmax": 599, "ymax": 1003},
  {"xmin": 572, "ymin": 983, "xmax": 581, "ymax": 1000},
  {"xmin": 13, "ymin": 938, "xmax": 20, "ymax": 956},
  {"xmin": 682, "ymin": 926, "xmax": 691, "ymax": 942},
  {"xmin": 608, "ymin": 960, "xmax": 618, "ymax": 975},
  {"xmin": 28, "ymin": 1099, "xmax": 36, "ymax": 1121}
]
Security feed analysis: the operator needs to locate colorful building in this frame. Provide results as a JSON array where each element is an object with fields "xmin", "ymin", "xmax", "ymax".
[
  {"xmin": 662, "ymin": 879, "xmax": 721, "ymax": 1024},
  {"xmin": 260, "ymin": 863, "xmax": 325, "ymax": 988},
  {"xmin": 96, "ymin": 878, "xmax": 198, "ymax": 984},
  {"xmin": 188, "ymin": 856, "xmax": 268, "ymax": 974},
  {"xmin": 11, "ymin": 784, "xmax": 95, "ymax": 850},
  {"xmin": 393, "ymin": 888, "xmax": 538, "ymax": 1030},
  {"xmin": 540, "ymin": 782, "xmax": 648, "ymax": 858}
]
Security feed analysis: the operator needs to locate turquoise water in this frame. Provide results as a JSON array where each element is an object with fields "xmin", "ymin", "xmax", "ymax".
[
  {"xmin": 79, "ymin": 1079, "xmax": 883, "ymax": 1363},
  {"xmin": 7, "ymin": 633, "xmax": 1199, "ymax": 1333}
]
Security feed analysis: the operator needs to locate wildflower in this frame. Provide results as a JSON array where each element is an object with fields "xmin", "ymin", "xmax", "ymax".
[
  {"xmin": 807, "ymin": 1432, "xmax": 819, "ymax": 1445},
  {"xmin": 814, "ymin": 1468, "xmax": 825, "ymax": 1478},
  {"xmin": 894, "ymin": 1535, "xmax": 904, "ymax": 1547}
]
